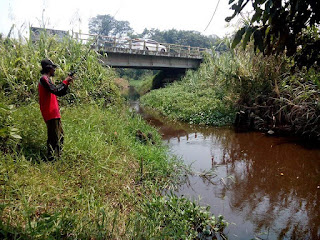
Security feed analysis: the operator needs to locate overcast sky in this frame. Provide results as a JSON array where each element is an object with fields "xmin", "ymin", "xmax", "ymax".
[{"xmin": 0, "ymin": 0, "xmax": 245, "ymax": 38}]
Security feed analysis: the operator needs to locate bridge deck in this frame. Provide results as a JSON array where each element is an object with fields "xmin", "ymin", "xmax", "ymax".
[
  {"xmin": 30, "ymin": 28, "xmax": 207, "ymax": 69},
  {"xmin": 102, "ymin": 50, "xmax": 202, "ymax": 69}
]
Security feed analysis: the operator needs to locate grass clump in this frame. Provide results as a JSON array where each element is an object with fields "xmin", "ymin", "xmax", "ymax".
[
  {"xmin": 141, "ymin": 52, "xmax": 237, "ymax": 126},
  {"xmin": 130, "ymin": 194, "xmax": 228, "ymax": 239},
  {"xmin": 0, "ymin": 103, "xmax": 22, "ymax": 152}
]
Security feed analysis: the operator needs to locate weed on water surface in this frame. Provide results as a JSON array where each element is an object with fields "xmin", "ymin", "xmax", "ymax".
[{"xmin": 129, "ymin": 194, "xmax": 228, "ymax": 239}]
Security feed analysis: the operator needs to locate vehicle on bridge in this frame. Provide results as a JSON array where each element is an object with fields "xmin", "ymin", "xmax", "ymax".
[{"xmin": 129, "ymin": 39, "xmax": 167, "ymax": 52}]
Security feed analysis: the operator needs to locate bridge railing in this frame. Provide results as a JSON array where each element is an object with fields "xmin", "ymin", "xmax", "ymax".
[{"xmin": 72, "ymin": 32, "xmax": 208, "ymax": 59}]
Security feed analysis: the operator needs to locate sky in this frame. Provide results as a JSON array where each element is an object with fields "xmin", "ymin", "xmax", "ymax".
[{"xmin": 0, "ymin": 0, "xmax": 245, "ymax": 39}]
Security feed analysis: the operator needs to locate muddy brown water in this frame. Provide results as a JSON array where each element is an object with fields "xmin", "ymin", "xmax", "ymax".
[{"xmin": 130, "ymin": 101, "xmax": 320, "ymax": 240}]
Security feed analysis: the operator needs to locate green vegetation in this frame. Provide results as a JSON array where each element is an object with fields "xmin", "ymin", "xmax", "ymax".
[
  {"xmin": 129, "ymin": 73, "xmax": 154, "ymax": 97},
  {"xmin": 140, "ymin": 51, "xmax": 237, "ymax": 126},
  {"xmin": 0, "ymin": 32, "xmax": 228, "ymax": 238},
  {"xmin": 0, "ymin": 31, "xmax": 120, "ymax": 106},
  {"xmin": 88, "ymin": 14, "xmax": 227, "ymax": 51},
  {"xmin": 135, "ymin": 194, "xmax": 228, "ymax": 239},
  {"xmin": 227, "ymin": 0, "xmax": 320, "ymax": 69},
  {"xmin": 0, "ymin": 103, "xmax": 21, "ymax": 152},
  {"xmin": 89, "ymin": 14, "xmax": 132, "ymax": 37},
  {"xmin": 132, "ymin": 28, "xmax": 227, "ymax": 51},
  {"xmin": 2, "ymin": 102, "xmax": 204, "ymax": 239},
  {"xmin": 141, "ymin": 44, "xmax": 320, "ymax": 140}
]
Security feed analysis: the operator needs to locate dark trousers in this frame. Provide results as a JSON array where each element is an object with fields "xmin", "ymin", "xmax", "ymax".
[{"xmin": 46, "ymin": 118, "xmax": 64, "ymax": 161}]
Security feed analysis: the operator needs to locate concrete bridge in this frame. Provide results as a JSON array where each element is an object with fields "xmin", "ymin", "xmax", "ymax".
[
  {"xmin": 73, "ymin": 33, "xmax": 206, "ymax": 70},
  {"xmin": 30, "ymin": 28, "xmax": 207, "ymax": 70},
  {"xmin": 101, "ymin": 51, "xmax": 203, "ymax": 70},
  {"xmin": 30, "ymin": 28, "xmax": 207, "ymax": 87}
]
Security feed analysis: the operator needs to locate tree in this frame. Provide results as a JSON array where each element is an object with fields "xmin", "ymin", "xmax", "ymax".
[
  {"xmin": 227, "ymin": 0, "xmax": 320, "ymax": 68},
  {"xmin": 89, "ymin": 14, "xmax": 133, "ymax": 37},
  {"xmin": 132, "ymin": 28, "xmax": 222, "ymax": 49}
]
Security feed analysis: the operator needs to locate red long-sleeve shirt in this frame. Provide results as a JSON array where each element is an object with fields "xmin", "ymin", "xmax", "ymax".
[{"xmin": 38, "ymin": 75, "xmax": 70, "ymax": 122}]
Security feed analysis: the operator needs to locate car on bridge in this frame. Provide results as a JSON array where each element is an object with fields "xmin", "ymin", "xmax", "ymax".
[{"xmin": 130, "ymin": 38, "xmax": 167, "ymax": 52}]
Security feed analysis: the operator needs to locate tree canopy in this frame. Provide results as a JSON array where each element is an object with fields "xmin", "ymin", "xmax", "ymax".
[
  {"xmin": 227, "ymin": 0, "xmax": 320, "ymax": 68},
  {"xmin": 88, "ymin": 15, "xmax": 228, "ymax": 51},
  {"xmin": 89, "ymin": 14, "xmax": 133, "ymax": 37},
  {"xmin": 131, "ymin": 28, "xmax": 228, "ymax": 51}
]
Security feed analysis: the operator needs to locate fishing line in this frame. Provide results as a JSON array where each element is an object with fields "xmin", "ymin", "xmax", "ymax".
[
  {"xmin": 203, "ymin": 0, "xmax": 221, "ymax": 32},
  {"xmin": 112, "ymin": 0, "xmax": 126, "ymax": 18}
]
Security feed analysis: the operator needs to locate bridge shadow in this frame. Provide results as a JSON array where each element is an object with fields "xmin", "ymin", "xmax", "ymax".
[{"xmin": 152, "ymin": 69, "xmax": 186, "ymax": 89}]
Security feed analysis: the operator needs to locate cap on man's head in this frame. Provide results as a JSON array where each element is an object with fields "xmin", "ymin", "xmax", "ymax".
[{"xmin": 41, "ymin": 59, "xmax": 57, "ymax": 70}]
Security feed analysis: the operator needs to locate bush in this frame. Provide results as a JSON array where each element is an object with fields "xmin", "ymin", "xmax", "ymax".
[
  {"xmin": 0, "ymin": 33, "xmax": 121, "ymax": 106},
  {"xmin": 0, "ymin": 102, "xmax": 21, "ymax": 152},
  {"xmin": 141, "ymin": 52, "xmax": 237, "ymax": 126},
  {"xmin": 130, "ymin": 194, "xmax": 228, "ymax": 239}
]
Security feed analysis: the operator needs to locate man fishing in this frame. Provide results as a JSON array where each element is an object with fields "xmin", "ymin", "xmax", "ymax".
[{"xmin": 38, "ymin": 59, "xmax": 73, "ymax": 161}]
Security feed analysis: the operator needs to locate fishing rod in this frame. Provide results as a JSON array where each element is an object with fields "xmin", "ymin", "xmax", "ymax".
[
  {"xmin": 68, "ymin": 45, "xmax": 93, "ymax": 77},
  {"xmin": 68, "ymin": 33, "xmax": 109, "ymax": 77}
]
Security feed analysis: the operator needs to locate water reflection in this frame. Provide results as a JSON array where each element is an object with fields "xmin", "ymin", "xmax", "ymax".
[{"xmin": 132, "ymin": 101, "xmax": 320, "ymax": 239}]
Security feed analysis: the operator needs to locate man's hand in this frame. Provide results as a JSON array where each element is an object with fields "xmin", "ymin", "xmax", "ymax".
[{"xmin": 65, "ymin": 76, "xmax": 73, "ymax": 84}]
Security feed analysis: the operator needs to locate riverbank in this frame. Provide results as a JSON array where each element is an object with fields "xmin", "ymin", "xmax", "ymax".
[
  {"xmin": 1, "ymin": 102, "xmax": 230, "ymax": 239},
  {"xmin": 1, "ymin": 102, "xmax": 187, "ymax": 238},
  {"xmin": 132, "ymin": 101, "xmax": 320, "ymax": 239},
  {"xmin": 140, "ymin": 49, "xmax": 320, "ymax": 141},
  {"xmin": 0, "ymin": 35, "xmax": 228, "ymax": 239}
]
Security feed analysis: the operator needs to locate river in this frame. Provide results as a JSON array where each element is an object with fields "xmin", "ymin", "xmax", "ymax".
[{"xmin": 130, "ymin": 100, "xmax": 320, "ymax": 240}]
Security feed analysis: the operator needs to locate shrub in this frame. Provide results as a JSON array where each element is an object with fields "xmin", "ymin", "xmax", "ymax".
[{"xmin": 0, "ymin": 33, "xmax": 121, "ymax": 106}]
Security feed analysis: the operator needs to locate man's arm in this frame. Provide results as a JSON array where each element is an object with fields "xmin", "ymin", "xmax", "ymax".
[{"xmin": 40, "ymin": 76, "xmax": 72, "ymax": 97}]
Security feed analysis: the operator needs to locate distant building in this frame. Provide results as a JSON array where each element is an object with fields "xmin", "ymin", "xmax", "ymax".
[{"xmin": 30, "ymin": 27, "xmax": 69, "ymax": 42}]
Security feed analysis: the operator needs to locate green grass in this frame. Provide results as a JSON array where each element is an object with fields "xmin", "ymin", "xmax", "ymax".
[
  {"xmin": 0, "ymin": 103, "xmax": 173, "ymax": 239},
  {"xmin": 0, "ymin": 33, "xmax": 229, "ymax": 239},
  {"xmin": 129, "ymin": 74, "xmax": 154, "ymax": 96},
  {"xmin": 0, "ymin": 103, "xmax": 227, "ymax": 239},
  {"xmin": 140, "ymin": 53, "xmax": 237, "ymax": 126}
]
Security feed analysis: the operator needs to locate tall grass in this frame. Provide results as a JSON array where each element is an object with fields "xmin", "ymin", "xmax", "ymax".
[
  {"xmin": 1, "ymin": 103, "xmax": 227, "ymax": 239},
  {"xmin": 0, "ymin": 102, "xmax": 173, "ymax": 239},
  {"xmin": 141, "ymin": 44, "xmax": 320, "ymax": 139},
  {"xmin": 140, "ymin": 52, "xmax": 238, "ymax": 126},
  {"xmin": 0, "ymin": 33, "xmax": 229, "ymax": 238},
  {"xmin": 0, "ymin": 32, "xmax": 120, "ymax": 106}
]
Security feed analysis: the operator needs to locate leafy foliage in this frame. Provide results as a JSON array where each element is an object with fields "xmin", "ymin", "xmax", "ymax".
[
  {"xmin": 141, "ymin": 52, "xmax": 237, "ymax": 126},
  {"xmin": 89, "ymin": 14, "xmax": 133, "ymax": 37},
  {"xmin": 0, "ymin": 32, "xmax": 121, "ymax": 106},
  {"xmin": 132, "ymin": 194, "xmax": 228, "ymax": 239},
  {"xmin": 227, "ymin": 0, "xmax": 320, "ymax": 68},
  {"xmin": 131, "ymin": 28, "xmax": 229, "ymax": 52},
  {"xmin": 0, "ymin": 103, "xmax": 21, "ymax": 152}
]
